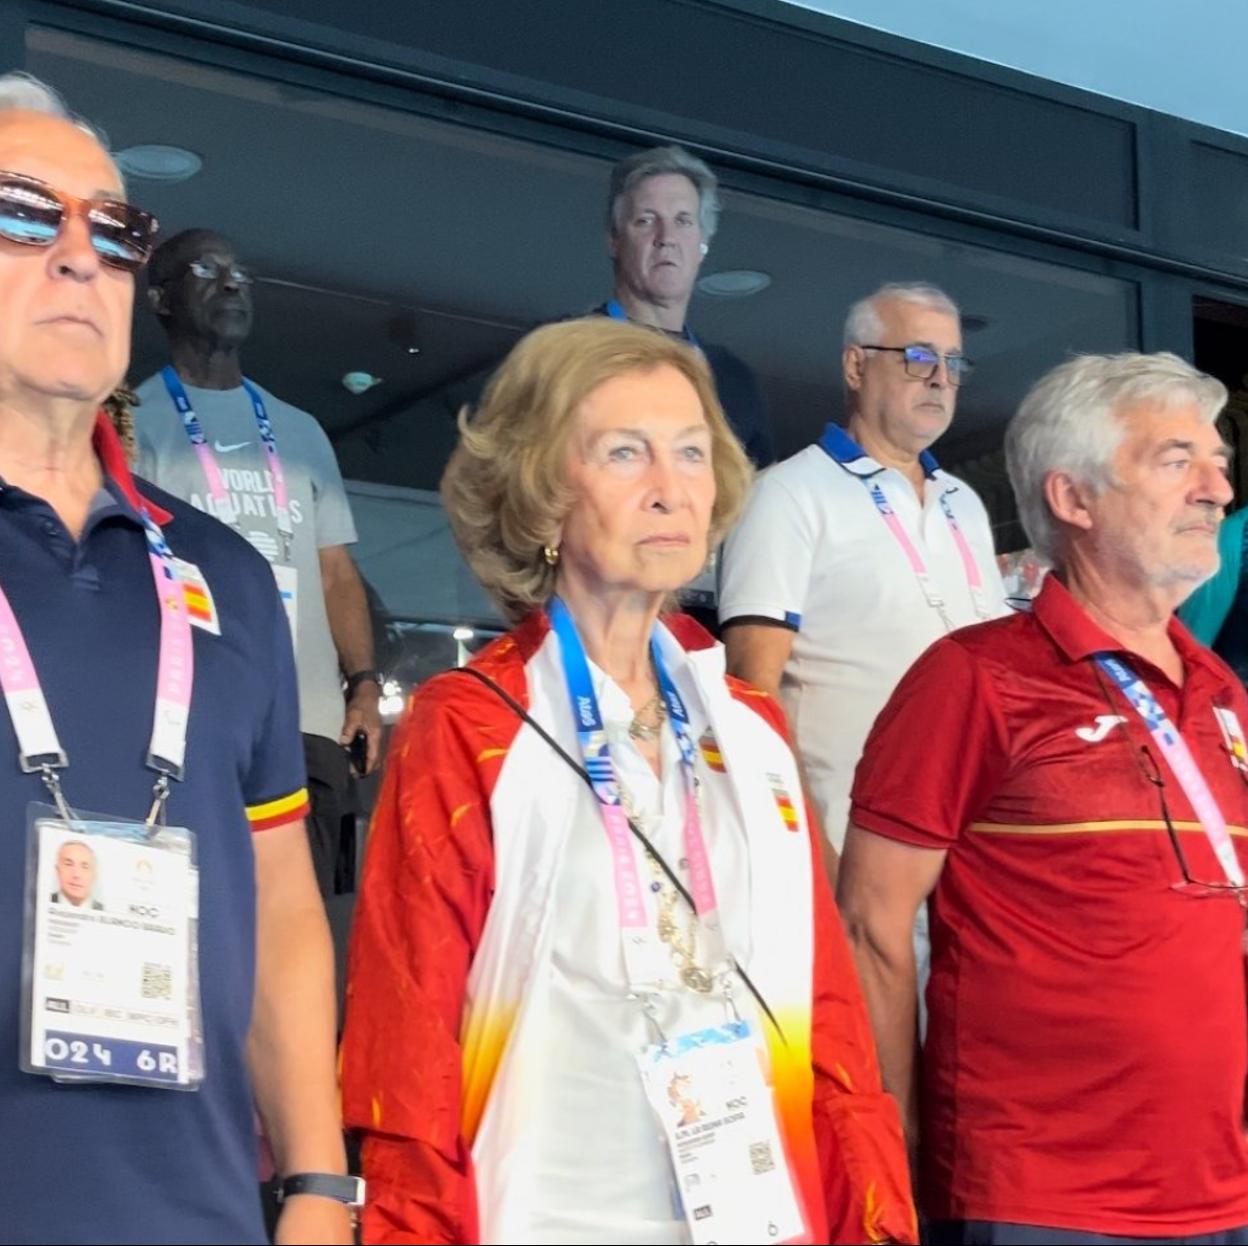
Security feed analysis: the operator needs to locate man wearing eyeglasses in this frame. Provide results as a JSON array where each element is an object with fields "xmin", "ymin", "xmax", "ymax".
[
  {"xmin": 0, "ymin": 74, "xmax": 350, "ymax": 1243},
  {"xmin": 132, "ymin": 229, "xmax": 383, "ymax": 900},
  {"xmin": 840, "ymin": 352, "xmax": 1248, "ymax": 1245},
  {"xmin": 719, "ymin": 282, "xmax": 1007, "ymax": 868}
]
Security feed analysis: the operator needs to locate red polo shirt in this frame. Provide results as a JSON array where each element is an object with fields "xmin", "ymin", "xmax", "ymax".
[{"xmin": 851, "ymin": 576, "xmax": 1248, "ymax": 1237}]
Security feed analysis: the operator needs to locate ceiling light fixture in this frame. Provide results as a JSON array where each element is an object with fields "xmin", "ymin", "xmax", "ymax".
[
  {"xmin": 696, "ymin": 269, "xmax": 772, "ymax": 298},
  {"xmin": 342, "ymin": 372, "xmax": 383, "ymax": 395},
  {"xmin": 113, "ymin": 144, "xmax": 203, "ymax": 183}
]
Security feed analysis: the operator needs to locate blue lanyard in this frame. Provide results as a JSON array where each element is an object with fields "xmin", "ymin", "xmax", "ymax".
[
  {"xmin": 549, "ymin": 598, "xmax": 698, "ymax": 792},
  {"xmin": 548, "ymin": 598, "xmax": 718, "ymax": 920},
  {"xmin": 604, "ymin": 299, "xmax": 700, "ymax": 350}
]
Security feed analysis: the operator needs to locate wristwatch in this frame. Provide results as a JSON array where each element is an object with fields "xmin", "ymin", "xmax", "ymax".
[
  {"xmin": 278, "ymin": 1172, "xmax": 365, "ymax": 1208},
  {"xmin": 344, "ymin": 669, "xmax": 382, "ymax": 697}
]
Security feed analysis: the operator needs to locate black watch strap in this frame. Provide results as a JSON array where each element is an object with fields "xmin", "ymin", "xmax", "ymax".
[
  {"xmin": 279, "ymin": 1172, "xmax": 365, "ymax": 1207},
  {"xmin": 344, "ymin": 669, "xmax": 382, "ymax": 696}
]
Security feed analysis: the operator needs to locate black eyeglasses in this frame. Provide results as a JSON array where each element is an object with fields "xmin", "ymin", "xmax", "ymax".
[
  {"xmin": 187, "ymin": 259, "xmax": 254, "ymax": 286},
  {"xmin": 0, "ymin": 170, "xmax": 158, "ymax": 273},
  {"xmin": 1135, "ymin": 744, "xmax": 1248, "ymax": 902},
  {"xmin": 1093, "ymin": 665, "xmax": 1248, "ymax": 902},
  {"xmin": 860, "ymin": 343, "xmax": 974, "ymax": 387}
]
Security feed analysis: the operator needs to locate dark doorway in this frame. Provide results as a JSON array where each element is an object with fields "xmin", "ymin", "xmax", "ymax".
[{"xmin": 1195, "ymin": 296, "xmax": 1248, "ymax": 505}]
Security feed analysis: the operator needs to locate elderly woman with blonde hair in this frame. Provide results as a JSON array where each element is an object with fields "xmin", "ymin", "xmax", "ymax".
[{"xmin": 341, "ymin": 317, "xmax": 914, "ymax": 1246}]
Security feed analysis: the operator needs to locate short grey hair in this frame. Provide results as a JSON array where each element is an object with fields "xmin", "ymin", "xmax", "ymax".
[
  {"xmin": 843, "ymin": 282, "xmax": 961, "ymax": 348},
  {"xmin": 1004, "ymin": 351, "xmax": 1228, "ymax": 565},
  {"xmin": 607, "ymin": 144, "xmax": 721, "ymax": 242},
  {"xmin": 0, "ymin": 71, "xmax": 107, "ymax": 147}
]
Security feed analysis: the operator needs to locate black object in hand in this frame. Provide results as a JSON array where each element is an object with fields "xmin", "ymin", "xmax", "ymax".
[{"xmin": 347, "ymin": 728, "xmax": 369, "ymax": 777}]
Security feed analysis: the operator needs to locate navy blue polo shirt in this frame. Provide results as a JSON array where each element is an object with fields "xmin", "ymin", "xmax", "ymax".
[{"xmin": 0, "ymin": 423, "xmax": 308, "ymax": 1244}]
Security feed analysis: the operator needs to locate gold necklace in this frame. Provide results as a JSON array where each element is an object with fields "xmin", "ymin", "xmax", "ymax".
[
  {"xmin": 617, "ymin": 775, "xmax": 713, "ymax": 993},
  {"xmin": 646, "ymin": 852, "xmax": 714, "ymax": 993},
  {"xmin": 628, "ymin": 690, "xmax": 667, "ymax": 742}
]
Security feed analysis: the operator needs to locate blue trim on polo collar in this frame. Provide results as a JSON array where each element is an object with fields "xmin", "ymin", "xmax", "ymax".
[{"xmin": 817, "ymin": 423, "xmax": 940, "ymax": 479}]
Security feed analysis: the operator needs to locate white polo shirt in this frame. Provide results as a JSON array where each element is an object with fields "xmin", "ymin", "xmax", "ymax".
[{"xmin": 718, "ymin": 423, "xmax": 1008, "ymax": 849}]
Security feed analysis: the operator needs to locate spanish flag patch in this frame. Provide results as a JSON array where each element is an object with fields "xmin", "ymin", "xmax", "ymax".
[
  {"xmin": 699, "ymin": 731, "xmax": 726, "ymax": 773},
  {"xmin": 172, "ymin": 557, "xmax": 220, "ymax": 635},
  {"xmin": 768, "ymin": 773, "xmax": 799, "ymax": 831}
]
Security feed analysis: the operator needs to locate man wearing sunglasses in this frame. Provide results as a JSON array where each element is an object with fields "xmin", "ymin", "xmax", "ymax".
[
  {"xmin": 719, "ymin": 281, "xmax": 1007, "ymax": 868},
  {"xmin": 840, "ymin": 352, "xmax": 1248, "ymax": 1245},
  {"xmin": 132, "ymin": 229, "xmax": 382, "ymax": 901},
  {"xmin": 0, "ymin": 74, "xmax": 350, "ymax": 1244}
]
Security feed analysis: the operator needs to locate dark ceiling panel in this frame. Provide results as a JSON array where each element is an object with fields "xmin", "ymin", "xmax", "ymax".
[{"xmin": 70, "ymin": 0, "xmax": 1140, "ymax": 232}]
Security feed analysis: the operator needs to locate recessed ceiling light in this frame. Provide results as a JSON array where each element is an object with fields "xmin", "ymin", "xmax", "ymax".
[
  {"xmin": 342, "ymin": 371, "xmax": 383, "ymax": 395},
  {"xmin": 696, "ymin": 269, "xmax": 772, "ymax": 298},
  {"xmin": 114, "ymin": 144, "xmax": 202, "ymax": 183}
]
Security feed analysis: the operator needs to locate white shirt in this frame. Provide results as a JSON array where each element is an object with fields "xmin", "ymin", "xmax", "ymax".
[
  {"xmin": 529, "ymin": 657, "xmax": 757, "ymax": 1245},
  {"xmin": 718, "ymin": 424, "xmax": 1008, "ymax": 848}
]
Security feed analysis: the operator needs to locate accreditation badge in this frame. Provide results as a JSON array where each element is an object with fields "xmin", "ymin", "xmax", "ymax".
[
  {"xmin": 21, "ymin": 806, "xmax": 203, "ymax": 1090},
  {"xmin": 637, "ymin": 1019, "xmax": 807, "ymax": 1244}
]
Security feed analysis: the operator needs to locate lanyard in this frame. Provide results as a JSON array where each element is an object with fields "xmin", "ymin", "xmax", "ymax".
[
  {"xmin": 0, "ymin": 499, "xmax": 192, "ymax": 824},
  {"xmin": 549, "ymin": 598, "xmax": 719, "ymax": 971},
  {"xmin": 161, "ymin": 366, "xmax": 293, "ymax": 561},
  {"xmin": 604, "ymin": 299, "xmax": 700, "ymax": 351},
  {"xmin": 862, "ymin": 477, "xmax": 990, "ymax": 630},
  {"xmin": 1096, "ymin": 653, "xmax": 1245, "ymax": 887}
]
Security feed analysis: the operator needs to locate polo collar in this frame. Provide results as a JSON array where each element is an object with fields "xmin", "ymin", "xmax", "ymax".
[
  {"xmin": 817, "ymin": 422, "xmax": 940, "ymax": 480},
  {"xmin": 92, "ymin": 412, "xmax": 173, "ymax": 526},
  {"xmin": 1032, "ymin": 574, "xmax": 1226, "ymax": 685}
]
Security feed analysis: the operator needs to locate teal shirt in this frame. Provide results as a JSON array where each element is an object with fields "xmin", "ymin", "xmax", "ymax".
[{"xmin": 1178, "ymin": 508, "xmax": 1248, "ymax": 644}]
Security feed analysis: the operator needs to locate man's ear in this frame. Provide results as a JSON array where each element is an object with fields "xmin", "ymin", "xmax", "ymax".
[
  {"xmin": 843, "ymin": 344, "xmax": 865, "ymax": 393},
  {"xmin": 146, "ymin": 284, "xmax": 168, "ymax": 317},
  {"xmin": 1044, "ymin": 469, "xmax": 1097, "ymax": 535}
]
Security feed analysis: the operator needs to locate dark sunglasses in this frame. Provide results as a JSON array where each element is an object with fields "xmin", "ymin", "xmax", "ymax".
[{"xmin": 0, "ymin": 170, "xmax": 158, "ymax": 273}]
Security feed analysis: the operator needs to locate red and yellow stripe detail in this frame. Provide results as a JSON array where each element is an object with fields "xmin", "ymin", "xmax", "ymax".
[
  {"xmin": 969, "ymin": 819, "xmax": 1248, "ymax": 837},
  {"xmin": 246, "ymin": 787, "xmax": 311, "ymax": 831}
]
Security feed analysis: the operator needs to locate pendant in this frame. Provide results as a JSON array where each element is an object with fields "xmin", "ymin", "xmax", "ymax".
[{"xmin": 681, "ymin": 964, "xmax": 714, "ymax": 994}]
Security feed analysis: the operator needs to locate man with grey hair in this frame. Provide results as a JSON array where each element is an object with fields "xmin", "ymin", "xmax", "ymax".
[
  {"xmin": 596, "ymin": 143, "xmax": 773, "ymax": 465},
  {"xmin": 839, "ymin": 352, "xmax": 1248, "ymax": 1244},
  {"xmin": 720, "ymin": 281, "xmax": 1005, "ymax": 860},
  {"xmin": 0, "ymin": 73, "xmax": 352, "ymax": 1243}
]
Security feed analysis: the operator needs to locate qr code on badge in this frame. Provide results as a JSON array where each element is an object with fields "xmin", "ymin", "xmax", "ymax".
[
  {"xmin": 141, "ymin": 963, "xmax": 172, "ymax": 1001},
  {"xmin": 749, "ymin": 1140, "xmax": 775, "ymax": 1174}
]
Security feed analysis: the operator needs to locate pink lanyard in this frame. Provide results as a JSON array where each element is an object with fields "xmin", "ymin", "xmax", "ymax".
[
  {"xmin": 161, "ymin": 366, "xmax": 293, "ymax": 561},
  {"xmin": 0, "ymin": 501, "xmax": 193, "ymax": 823},
  {"xmin": 865, "ymin": 480, "xmax": 990, "ymax": 628}
]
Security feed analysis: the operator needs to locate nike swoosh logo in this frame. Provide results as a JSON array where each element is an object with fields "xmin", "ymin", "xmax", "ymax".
[
  {"xmin": 213, "ymin": 440, "xmax": 251, "ymax": 453},
  {"xmin": 1075, "ymin": 714, "xmax": 1128, "ymax": 743}
]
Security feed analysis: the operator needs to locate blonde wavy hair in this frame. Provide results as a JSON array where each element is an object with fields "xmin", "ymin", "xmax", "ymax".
[{"xmin": 442, "ymin": 317, "xmax": 753, "ymax": 623}]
